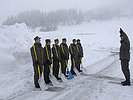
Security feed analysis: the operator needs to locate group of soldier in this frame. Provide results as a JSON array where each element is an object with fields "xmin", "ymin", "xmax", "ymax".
[
  {"xmin": 30, "ymin": 28, "xmax": 131, "ymax": 89},
  {"xmin": 30, "ymin": 37, "xmax": 83, "ymax": 89}
]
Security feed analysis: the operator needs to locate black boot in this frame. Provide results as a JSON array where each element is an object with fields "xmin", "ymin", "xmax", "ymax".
[
  {"xmin": 35, "ymin": 85, "xmax": 40, "ymax": 89},
  {"xmin": 56, "ymin": 77, "xmax": 63, "ymax": 82},
  {"xmin": 35, "ymin": 85, "xmax": 41, "ymax": 91},
  {"xmin": 64, "ymin": 74, "xmax": 68, "ymax": 78},
  {"xmin": 121, "ymin": 80, "xmax": 127, "ymax": 84},
  {"xmin": 57, "ymin": 77, "xmax": 61, "ymax": 80},
  {"xmin": 121, "ymin": 80, "xmax": 131, "ymax": 86},
  {"xmin": 79, "ymin": 70, "xmax": 83, "ymax": 73},
  {"xmin": 48, "ymin": 82, "xmax": 53, "ymax": 86},
  {"xmin": 70, "ymin": 70, "xmax": 77, "ymax": 76}
]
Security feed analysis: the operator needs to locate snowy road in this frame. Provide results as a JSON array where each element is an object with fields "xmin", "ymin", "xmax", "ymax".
[{"xmin": 3, "ymin": 52, "xmax": 132, "ymax": 100}]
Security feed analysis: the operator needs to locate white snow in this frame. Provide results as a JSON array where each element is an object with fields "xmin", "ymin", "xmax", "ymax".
[{"xmin": 0, "ymin": 18, "xmax": 133, "ymax": 100}]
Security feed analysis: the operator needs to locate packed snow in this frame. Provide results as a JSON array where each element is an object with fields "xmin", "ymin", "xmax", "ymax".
[{"xmin": 0, "ymin": 18, "xmax": 133, "ymax": 100}]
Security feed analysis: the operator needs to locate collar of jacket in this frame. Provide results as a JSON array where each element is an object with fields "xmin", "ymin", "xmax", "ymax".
[
  {"xmin": 34, "ymin": 43, "xmax": 42, "ymax": 47},
  {"xmin": 72, "ymin": 43, "xmax": 76, "ymax": 47},
  {"xmin": 61, "ymin": 43, "xmax": 67, "ymax": 46},
  {"xmin": 46, "ymin": 45, "xmax": 51, "ymax": 50},
  {"xmin": 53, "ymin": 44, "xmax": 59, "ymax": 47},
  {"xmin": 77, "ymin": 43, "xmax": 81, "ymax": 45}
]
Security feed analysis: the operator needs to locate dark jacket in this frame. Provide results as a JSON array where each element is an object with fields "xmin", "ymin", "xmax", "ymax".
[
  {"xmin": 30, "ymin": 43, "xmax": 43, "ymax": 66},
  {"xmin": 60, "ymin": 43, "xmax": 69, "ymax": 60},
  {"xmin": 69, "ymin": 43, "xmax": 78, "ymax": 59},
  {"xmin": 43, "ymin": 45, "xmax": 52, "ymax": 65},
  {"xmin": 52, "ymin": 44, "xmax": 61, "ymax": 61},
  {"xmin": 120, "ymin": 31, "xmax": 130, "ymax": 61},
  {"xmin": 77, "ymin": 43, "xmax": 83, "ymax": 58}
]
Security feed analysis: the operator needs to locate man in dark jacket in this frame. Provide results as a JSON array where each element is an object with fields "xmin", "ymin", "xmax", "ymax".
[
  {"xmin": 119, "ymin": 28, "xmax": 131, "ymax": 86},
  {"xmin": 69, "ymin": 39, "xmax": 79, "ymax": 75},
  {"xmin": 60, "ymin": 38, "xmax": 69, "ymax": 77},
  {"xmin": 30, "ymin": 36, "xmax": 43, "ymax": 89},
  {"xmin": 43, "ymin": 39, "xmax": 52, "ymax": 85},
  {"xmin": 52, "ymin": 39, "xmax": 62, "ymax": 80},
  {"xmin": 77, "ymin": 39, "xmax": 83, "ymax": 72}
]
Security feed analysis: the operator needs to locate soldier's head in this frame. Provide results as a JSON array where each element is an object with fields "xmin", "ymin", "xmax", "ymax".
[
  {"xmin": 62, "ymin": 38, "xmax": 67, "ymax": 44},
  {"xmin": 54, "ymin": 39, "xmax": 59, "ymax": 45},
  {"xmin": 119, "ymin": 28, "xmax": 124, "ymax": 40},
  {"xmin": 72, "ymin": 39, "xmax": 76, "ymax": 44},
  {"xmin": 34, "ymin": 36, "xmax": 41, "ymax": 43},
  {"xmin": 77, "ymin": 39, "xmax": 80, "ymax": 44},
  {"xmin": 45, "ymin": 39, "xmax": 51, "ymax": 46}
]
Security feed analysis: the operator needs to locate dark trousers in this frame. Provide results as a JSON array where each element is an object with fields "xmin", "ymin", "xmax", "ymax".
[
  {"xmin": 44, "ymin": 64, "xmax": 51, "ymax": 84},
  {"xmin": 53, "ymin": 60, "xmax": 60, "ymax": 79},
  {"xmin": 70, "ymin": 58, "xmax": 79, "ymax": 74},
  {"xmin": 33, "ymin": 65, "xmax": 42, "ymax": 88},
  {"xmin": 61, "ymin": 59, "xmax": 67, "ymax": 75},
  {"xmin": 121, "ymin": 60, "xmax": 130, "ymax": 80},
  {"xmin": 77, "ymin": 58, "xmax": 81, "ymax": 71}
]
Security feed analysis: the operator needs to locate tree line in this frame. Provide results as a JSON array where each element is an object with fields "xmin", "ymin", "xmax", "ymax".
[{"xmin": 3, "ymin": 9, "xmax": 130, "ymax": 32}]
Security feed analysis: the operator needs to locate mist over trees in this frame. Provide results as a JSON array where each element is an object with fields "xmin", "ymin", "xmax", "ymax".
[{"xmin": 3, "ymin": 9, "xmax": 131, "ymax": 32}]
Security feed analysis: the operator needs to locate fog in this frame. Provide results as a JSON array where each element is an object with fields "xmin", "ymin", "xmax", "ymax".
[{"xmin": 0, "ymin": 0, "xmax": 133, "ymax": 24}]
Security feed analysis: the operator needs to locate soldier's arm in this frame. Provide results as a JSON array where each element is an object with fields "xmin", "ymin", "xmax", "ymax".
[
  {"xmin": 66, "ymin": 46, "xmax": 69, "ymax": 60},
  {"xmin": 52, "ymin": 47, "xmax": 54, "ymax": 59},
  {"xmin": 60, "ymin": 45, "xmax": 63, "ymax": 55},
  {"xmin": 60, "ymin": 45, "xmax": 66, "ymax": 58},
  {"xmin": 69, "ymin": 45, "xmax": 74, "ymax": 58},
  {"xmin": 81, "ymin": 45, "xmax": 84, "ymax": 57},
  {"xmin": 30, "ymin": 47, "xmax": 36, "ymax": 64},
  {"xmin": 52, "ymin": 46, "xmax": 58, "ymax": 60},
  {"xmin": 43, "ymin": 48, "xmax": 46, "ymax": 64},
  {"xmin": 58, "ymin": 47, "xmax": 62, "ymax": 61},
  {"xmin": 69, "ymin": 46, "xmax": 72, "ymax": 55},
  {"xmin": 124, "ymin": 42, "xmax": 130, "ymax": 53}
]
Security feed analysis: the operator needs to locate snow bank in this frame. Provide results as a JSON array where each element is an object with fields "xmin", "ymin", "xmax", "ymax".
[
  {"xmin": 0, "ymin": 23, "xmax": 33, "ymax": 68},
  {"xmin": 0, "ymin": 23, "xmax": 34, "ymax": 99},
  {"xmin": 0, "ymin": 23, "xmax": 32, "ymax": 52}
]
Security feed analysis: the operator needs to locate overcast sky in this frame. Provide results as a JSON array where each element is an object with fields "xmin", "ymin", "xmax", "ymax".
[{"xmin": 0, "ymin": 0, "xmax": 132, "ymax": 24}]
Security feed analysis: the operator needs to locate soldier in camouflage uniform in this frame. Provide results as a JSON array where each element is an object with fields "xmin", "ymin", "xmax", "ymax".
[
  {"xmin": 77, "ymin": 39, "xmax": 83, "ymax": 72},
  {"xmin": 30, "ymin": 36, "xmax": 43, "ymax": 89},
  {"xmin": 43, "ymin": 39, "xmax": 52, "ymax": 85},
  {"xmin": 69, "ymin": 39, "xmax": 79, "ymax": 75},
  {"xmin": 60, "ymin": 38, "xmax": 69, "ymax": 77},
  {"xmin": 52, "ymin": 39, "xmax": 62, "ymax": 80}
]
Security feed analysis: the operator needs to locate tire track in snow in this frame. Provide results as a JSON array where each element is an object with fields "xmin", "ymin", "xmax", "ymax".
[
  {"xmin": 95, "ymin": 55, "xmax": 118, "ymax": 75},
  {"xmin": 46, "ymin": 54, "xmax": 120, "ymax": 100}
]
